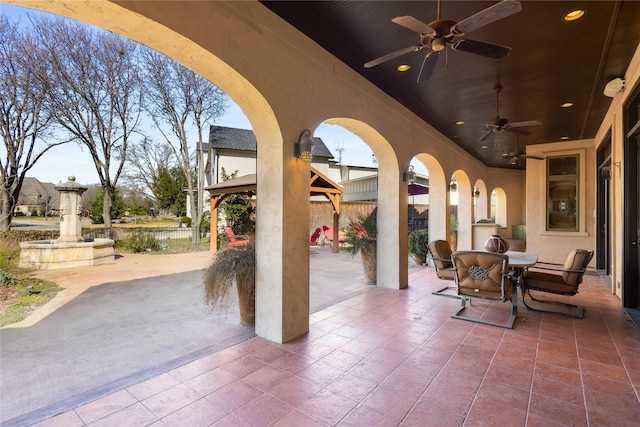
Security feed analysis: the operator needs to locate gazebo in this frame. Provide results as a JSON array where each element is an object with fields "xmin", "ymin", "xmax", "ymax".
[{"xmin": 205, "ymin": 167, "xmax": 343, "ymax": 252}]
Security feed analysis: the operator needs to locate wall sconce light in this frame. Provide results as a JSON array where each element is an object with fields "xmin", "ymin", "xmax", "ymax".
[
  {"xmin": 449, "ymin": 179, "xmax": 457, "ymax": 192},
  {"xmin": 403, "ymin": 165, "xmax": 416, "ymax": 184},
  {"xmin": 295, "ymin": 129, "xmax": 314, "ymax": 161},
  {"xmin": 474, "ymin": 187, "xmax": 480, "ymax": 198}
]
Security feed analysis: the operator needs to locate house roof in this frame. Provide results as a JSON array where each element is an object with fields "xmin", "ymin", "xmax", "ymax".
[
  {"xmin": 207, "ymin": 125, "xmax": 335, "ymax": 160},
  {"xmin": 17, "ymin": 177, "xmax": 61, "ymax": 207}
]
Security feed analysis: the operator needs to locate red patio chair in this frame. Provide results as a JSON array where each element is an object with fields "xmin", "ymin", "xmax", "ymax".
[
  {"xmin": 225, "ymin": 227, "xmax": 250, "ymax": 247},
  {"xmin": 322, "ymin": 225, "xmax": 344, "ymax": 245},
  {"xmin": 310, "ymin": 227, "xmax": 322, "ymax": 246}
]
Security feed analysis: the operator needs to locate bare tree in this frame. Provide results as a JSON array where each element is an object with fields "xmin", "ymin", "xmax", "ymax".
[
  {"xmin": 33, "ymin": 17, "xmax": 144, "ymax": 228},
  {"xmin": 121, "ymin": 136, "xmax": 175, "ymax": 202},
  {"xmin": 0, "ymin": 17, "xmax": 65, "ymax": 230},
  {"xmin": 141, "ymin": 49, "xmax": 227, "ymax": 242}
]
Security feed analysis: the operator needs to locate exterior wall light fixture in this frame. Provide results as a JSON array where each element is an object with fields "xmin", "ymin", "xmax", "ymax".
[
  {"xmin": 295, "ymin": 129, "xmax": 314, "ymax": 161},
  {"xmin": 403, "ymin": 165, "xmax": 416, "ymax": 184}
]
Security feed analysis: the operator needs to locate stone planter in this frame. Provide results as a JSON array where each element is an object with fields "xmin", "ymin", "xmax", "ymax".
[
  {"xmin": 360, "ymin": 241, "xmax": 377, "ymax": 284},
  {"xmin": 236, "ymin": 270, "xmax": 255, "ymax": 325},
  {"xmin": 411, "ymin": 253, "xmax": 427, "ymax": 265}
]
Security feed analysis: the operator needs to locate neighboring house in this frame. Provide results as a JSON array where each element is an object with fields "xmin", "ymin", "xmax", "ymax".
[
  {"xmin": 203, "ymin": 124, "xmax": 429, "ymax": 205},
  {"xmin": 15, "ymin": 177, "xmax": 60, "ymax": 216},
  {"xmin": 206, "ymin": 125, "xmax": 336, "ymax": 183}
]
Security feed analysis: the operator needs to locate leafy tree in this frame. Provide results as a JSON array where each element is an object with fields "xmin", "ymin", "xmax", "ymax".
[
  {"xmin": 219, "ymin": 168, "xmax": 254, "ymax": 234},
  {"xmin": 0, "ymin": 17, "xmax": 64, "ymax": 230},
  {"xmin": 33, "ymin": 16, "xmax": 144, "ymax": 228},
  {"xmin": 89, "ymin": 188, "xmax": 126, "ymax": 224},
  {"xmin": 152, "ymin": 166, "xmax": 187, "ymax": 217},
  {"xmin": 141, "ymin": 49, "xmax": 227, "ymax": 242}
]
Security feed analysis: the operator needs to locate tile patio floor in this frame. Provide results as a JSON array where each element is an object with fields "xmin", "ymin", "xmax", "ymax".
[{"xmin": 33, "ymin": 266, "xmax": 640, "ymax": 427}]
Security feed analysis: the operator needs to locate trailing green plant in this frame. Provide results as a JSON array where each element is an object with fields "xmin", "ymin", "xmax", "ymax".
[
  {"xmin": 124, "ymin": 233, "xmax": 162, "ymax": 253},
  {"xmin": 204, "ymin": 243, "xmax": 255, "ymax": 314},
  {"xmin": 408, "ymin": 229, "xmax": 429, "ymax": 256},
  {"xmin": 342, "ymin": 212, "xmax": 377, "ymax": 257}
]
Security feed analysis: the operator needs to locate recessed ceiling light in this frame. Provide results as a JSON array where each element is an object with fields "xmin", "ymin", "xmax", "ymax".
[
  {"xmin": 481, "ymin": 145, "xmax": 488, "ymax": 149},
  {"xmin": 561, "ymin": 102, "xmax": 574, "ymax": 108},
  {"xmin": 563, "ymin": 10, "xmax": 585, "ymax": 22},
  {"xmin": 561, "ymin": 136, "xmax": 570, "ymax": 140},
  {"xmin": 455, "ymin": 120, "xmax": 464, "ymax": 125},
  {"xmin": 397, "ymin": 64, "xmax": 410, "ymax": 72}
]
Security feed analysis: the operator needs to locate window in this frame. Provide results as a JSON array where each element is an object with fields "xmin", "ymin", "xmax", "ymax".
[{"xmin": 547, "ymin": 155, "xmax": 579, "ymax": 231}]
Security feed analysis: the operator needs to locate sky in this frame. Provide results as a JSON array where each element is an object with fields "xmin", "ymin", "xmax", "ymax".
[{"xmin": 1, "ymin": 4, "xmax": 427, "ymax": 185}]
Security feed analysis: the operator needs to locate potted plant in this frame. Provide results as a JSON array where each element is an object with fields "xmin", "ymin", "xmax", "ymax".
[
  {"xmin": 408, "ymin": 229, "xmax": 429, "ymax": 265},
  {"xmin": 204, "ymin": 242, "xmax": 256, "ymax": 325},
  {"xmin": 343, "ymin": 212, "xmax": 377, "ymax": 284}
]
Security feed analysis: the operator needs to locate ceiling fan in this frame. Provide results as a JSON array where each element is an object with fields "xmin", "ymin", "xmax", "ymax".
[
  {"xmin": 364, "ymin": 0, "xmax": 522, "ymax": 82},
  {"xmin": 477, "ymin": 84, "xmax": 542, "ymax": 143},
  {"xmin": 503, "ymin": 135, "xmax": 545, "ymax": 166}
]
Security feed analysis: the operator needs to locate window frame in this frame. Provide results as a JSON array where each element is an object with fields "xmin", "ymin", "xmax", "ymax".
[{"xmin": 541, "ymin": 149, "xmax": 586, "ymax": 235}]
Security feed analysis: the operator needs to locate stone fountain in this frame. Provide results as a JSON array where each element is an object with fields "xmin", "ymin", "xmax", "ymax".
[{"xmin": 19, "ymin": 176, "xmax": 115, "ymax": 270}]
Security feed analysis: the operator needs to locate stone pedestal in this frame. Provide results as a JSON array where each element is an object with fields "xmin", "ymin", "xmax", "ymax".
[{"xmin": 55, "ymin": 176, "xmax": 86, "ymax": 242}]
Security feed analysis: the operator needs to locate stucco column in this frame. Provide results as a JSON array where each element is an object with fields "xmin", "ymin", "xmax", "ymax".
[
  {"xmin": 254, "ymin": 128, "xmax": 310, "ymax": 343},
  {"xmin": 376, "ymin": 166, "xmax": 408, "ymax": 289},
  {"xmin": 55, "ymin": 176, "xmax": 87, "ymax": 243}
]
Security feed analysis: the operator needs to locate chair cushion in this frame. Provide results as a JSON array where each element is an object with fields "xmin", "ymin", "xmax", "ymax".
[
  {"xmin": 523, "ymin": 270, "xmax": 576, "ymax": 294},
  {"xmin": 429, "ymin": 240, "xmax": 453, "ymax": 269},
  {"xmin": 437, "ymin": 268, "xmax": 456, "ymax": 280},
  {"xmin": 453, "ymin": 252, "xmax": 510, "ymax": 301},
  {"xmin": 562, "ymin": 249, "xmax": 591, "ymax": 286}
]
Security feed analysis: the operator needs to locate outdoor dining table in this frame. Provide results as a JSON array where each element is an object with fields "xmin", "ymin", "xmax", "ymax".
[{"xmin": 504, "ymin": 251, "xmax": 538, "ymax": 294}]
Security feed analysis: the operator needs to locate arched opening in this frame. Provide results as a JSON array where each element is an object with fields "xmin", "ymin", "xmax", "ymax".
[{"xmin": 491, "ymin": 187, "xmax": 508, "ymax": 227}]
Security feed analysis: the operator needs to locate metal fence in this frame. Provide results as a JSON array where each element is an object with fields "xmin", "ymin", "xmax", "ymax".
[{"xmin": 82, "ymin": 227, "xmax": 211, "ymax": 251}]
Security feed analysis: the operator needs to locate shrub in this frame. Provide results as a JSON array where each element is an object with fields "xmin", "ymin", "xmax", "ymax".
[
  {"xmin": 124, "ymin": 233, "xmax": 162, "ymax": 253},
  {"xmin": 408, "ymin": 229, "xmax": 429, "ymax": 256},
  {"xmin": 181, "ymin": 216, "xmax": 192, "ymax": 227},
  {"xmin": 0, "ymin": 271, "xmax": 17, "ymax": 287}
]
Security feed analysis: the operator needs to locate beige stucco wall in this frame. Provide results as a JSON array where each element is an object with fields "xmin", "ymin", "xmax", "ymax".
[
  {"xmin": 594, "ymin": 42, "xmax": 640, "ymax": 299},
  {"xmin": 525, "ymin": 139, "xmax": 596, "ymax": 264}
]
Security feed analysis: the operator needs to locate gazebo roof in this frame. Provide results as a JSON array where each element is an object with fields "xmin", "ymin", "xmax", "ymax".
[{"xmin": 205, "ymin": 167, "xmax": 343, "ymax": 210}]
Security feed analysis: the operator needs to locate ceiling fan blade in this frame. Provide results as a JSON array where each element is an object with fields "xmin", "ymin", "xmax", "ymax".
[
  {"xmin": 505, "ymin": 127, "xmax": 531, "ymax": 135},
  {"xmin": 417, "ymin": 51, "xmax": 440, "ymax": 83},
  {"xmin": 507, "ymin": 120, "xmax": 542, "ymax": 128},
  {"xmin": 364, "ymin": 45, "xmax": 422, "ymax": 68},
  {"xmin": 477, "ymin": 130, "xmax": 494, "ymax": 143},
  {"xmin": 392, "ymin": 16, "xmax": 435, "ymax": 34},
  {"xmin": 452, "ymin": 0, "xmax": 523, "ymax": 35},
  {"xmin": 522, "ymin": 154, "xmax": 545, "ymax": 160},
  {"xmin": 451, "ymin": 38, "xmax": 512, "ymax": 59}
]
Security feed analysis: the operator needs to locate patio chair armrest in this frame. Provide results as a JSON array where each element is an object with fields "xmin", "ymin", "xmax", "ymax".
[{"xmin": 524, "ymin": 265, "xmax": 585, "ymax": 274}]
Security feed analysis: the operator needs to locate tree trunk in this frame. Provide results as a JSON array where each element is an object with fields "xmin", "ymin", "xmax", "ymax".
[
  {"xmin": 102, "ymin": 187, "xmax": 113, "ymax": 228},
  {"xmin": 0, "ymin": 189, "xmax": 12, "ymax": 230}
]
